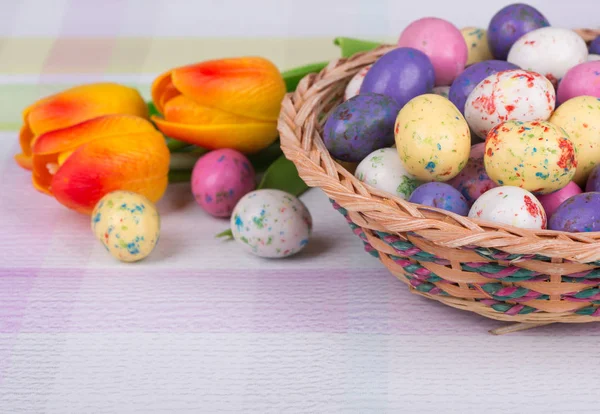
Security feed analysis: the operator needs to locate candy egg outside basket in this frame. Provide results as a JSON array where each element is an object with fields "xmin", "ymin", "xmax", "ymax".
[{"xmin": 278, "ymin": 30, "xmax": 600, "ymax": 335}]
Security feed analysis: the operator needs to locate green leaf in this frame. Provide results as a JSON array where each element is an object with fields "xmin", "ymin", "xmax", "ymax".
[
  {"xmin": 168, "ymin": 169, "xmax": 192, "ymax": 183},
  {"xmin": 216, "ymin": 229, "xmax": 234, "ymax": 240},
  {"xmin": 147, "ymin": 101, "xmax": 161, "ymax": 117},
  {"xmin": 281, "ymin": 61, "xmax": 329, "ymax": 92},
  {"xmin": 166, "ymin": 138, "xmax": 193, "ymax": 152},
  {"xmin": 257, "ymin": 154, "xmax": 308, "ymax": 196},
  {"xmin": 247, "ymin": 139, "xmax": 283, "ymax": 172},
  {"xmin": 333, "ymin": 37, "xmax": 382, "ymax": 58}
]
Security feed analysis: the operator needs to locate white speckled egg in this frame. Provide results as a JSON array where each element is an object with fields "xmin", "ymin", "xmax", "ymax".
[
  {"xmin": 91, "ymin": 191, "xmax": 161, "ymax": 262},
  {"xmin": 355, "ymin": 148, "xmax": 421, "ymax": 199},
  {"xmin": 468, "ymin": 186, "xmax": 546, "ymax": 229},
  {"xmin": 464, "ymin": 69, "xmax": 555, "ymax": 139},
  {"xmin": 588, "ymin": 54, "xmax": 600, "ymax": 62},
  {"xmin": 507, "ymin": 27, "xmax": 588, "ymax": 87},
  {"xmin": 432, "ymin": 86, "xmax": 450, "ymax": 99},
  {"xmin": 231, "ymin": 189, "xmax": 312, "ymax": 258},
  {"xmin": 461, "ymin": 27, "xmax": 493, "ymax": 65},
  {"xmin": 344, "ymin": 65, "xmax": 372, "ymax": 101}
]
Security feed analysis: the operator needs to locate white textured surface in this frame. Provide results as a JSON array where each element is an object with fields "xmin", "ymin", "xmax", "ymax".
[{"xmin": 2, "ymin": 1, "xmax": 600, "ymax": 412}]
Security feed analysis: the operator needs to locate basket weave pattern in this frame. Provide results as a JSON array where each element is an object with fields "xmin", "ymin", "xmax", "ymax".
[{"xmin": 278, "ymin": 29, "xmax": 600, "ymax": 324}]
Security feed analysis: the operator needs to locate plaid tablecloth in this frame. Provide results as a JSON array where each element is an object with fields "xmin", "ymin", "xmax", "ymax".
[{"xmin": 2, "ymin": 1, "xmax": 600, "ymax": 413}]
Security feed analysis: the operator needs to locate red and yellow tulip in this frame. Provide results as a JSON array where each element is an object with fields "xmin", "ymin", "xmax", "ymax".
[
  {"xmin": 151, "ymin": 57, "xmax": 286, "ymax": 154},
  {"xmin": 16, "ymin": 83, "xmax": 170, "ymax": 215}
]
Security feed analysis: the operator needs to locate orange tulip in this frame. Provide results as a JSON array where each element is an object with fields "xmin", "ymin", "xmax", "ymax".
[
  {"xmin": 29, "ymin": 114, "xmax": 170, "ymax": 215},
  {"xmin": 16, "ymin": 83, "xmax": 149, "ymax": 170},
  {"xmin": 151, "ymin": 57, "xmax": 286, "ymax": 154}
]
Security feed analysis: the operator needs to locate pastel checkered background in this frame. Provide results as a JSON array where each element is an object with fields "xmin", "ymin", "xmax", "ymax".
[{"xmin": 2, "ymin": 1, "xmax": 600, "ymax": 412}]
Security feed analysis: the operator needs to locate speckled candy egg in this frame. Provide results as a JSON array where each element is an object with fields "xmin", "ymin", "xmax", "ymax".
[
  {"xmin": 91, "ymin": 191, "xmax": 161, "ymax": 262},
  {"xmin": 590, "ymin": 36, "xmax": 600, "ymax": 55},
  {"xmin": 447, "ymin": 142, "xmax": 497, "ymax": 205},
  {"xmin": 465, "ymin": 69, "xmax": 555, "ymax": 139},
  {"xmin": 231, "ymin": 189, "xmax": 312, "ymax": 258},
  {"xmin": 537, "ymin": 181, "xmax": 582, "ymax": 219},
  {"xmin": 323, "ymin": 93, "xmax": 400, "ymax": 163},
  {"xmin": 586, "ymin": 164, "xmax": 600, "ymax": 192},
  {"xmin": 550, "ymin": 96, "xmax": 600, "ymax": 185},
  {"xmin": 556, "ymin": 62, "xmax": 600, "ymax": 104},
  {"xmin": 549, "ymin": 193, "xmax": 600, "ymax": 232},
  {"xmin": 449, "ymin": 60, "xmax": 519, "ymax": 115},
  {"xmin": 409, "ymin": 182, "xmax": 469, "ymax": 215},
  {"xmin": 191, "ymin": 149, "xmax": 255, "ymax": 218},
  {"xmin": 354, "ymin": 148, "xmax": 421, "ymax": 200},
  {"xmin": 361, "ymin": 47, "xmax": 435, "ymax": 108},
  {"xmin": 487, "ymin": 3, "xmax": 549, "ymax": 60},
  {"xmin": 432, "ymin": 86, "xmax": 450, "ymax": 99},
  {"xmin": 484, "ymin": 120, "xmax": 577, "ymax": 194},
  {"xmin": 461, "ymin": 27, "xmax": 493, "ymax": 66},
  {"xmin": 469, "ymin": 186, "xmax": 546, "ymax": 229},
  {"xmin": 507, "ymin": 27, "xmax": 588, "ymax": 87},
  {"xmin": 395, "ymin": 94, "xmax": 471, "ymax": 181},
  {"xmin": 344, "ymin": 65, "xmax": 372, "ymax": 101},
  {"xmin": 397, "ymin": 17, "xmax": 467, "ymax": 86}
]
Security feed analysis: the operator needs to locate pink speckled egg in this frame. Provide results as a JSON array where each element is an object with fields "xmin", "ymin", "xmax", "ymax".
[
  {"xmin": 536, "ymin": 181, "xmax": 582, "ymax": 219},
  {"xmin": 191, "ymin": 149, "xmax": 256, "ymax": 218},
  {"xmin": 464, "ymin": 69, "xmax": 555, "ymax": 139},
  {"xmin": 397, "ymin": 17, "xmax": 468, "ymax": 86},
  {"xmin": 447, "ymin": 143, "xmax": 497, "ymax": 205},
  {"xmin": 556, "ymin": 61, "xmax": 600, "ymax": 105},
  {"xmin": 344, "ymin": 65, "xmax": 372, "ymax": 101}
]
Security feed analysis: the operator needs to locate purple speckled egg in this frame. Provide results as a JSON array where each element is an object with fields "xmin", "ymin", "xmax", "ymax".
[
  {"xmin": 447, "ymin": 143, "xmax": 498, "ymax": 205},
  {"xmin": 323, "ymin": 93, "xmax": 400, "ymax": 163},
  {"xmin": 409, "ymin": 182, "xmax": 469, "ymax": 215},
  {"xmin": 591, "ymin": 36, "xmax": 600, "ymax": 55},
  {"xmin": 191, "ymin": 149, "xmax": 256, "ymax": 218},
  {"xmin": 556, "ymin": 61, "xmax": 600, "ymax": 105},
  {"xmin": 537, "ymin": 181, "xmax": 582, "ymax": 219},
  {"xmin": 361, "ymin": 47, "xmax": 435, "ymax": 108},
  {"xmin": 487, "ymin": 3, "xmax": 550, "ymax": 60},
  {"xmin": 448, "ymin": 60, "xmax": 519, "ymax": 115},
  {"xmin": 549, "ymin": 192, "xmax": 600, "ymax": 232},
  {"xmin": 585, "ymin": 164, "xmax": 600, "ymax": 192}
]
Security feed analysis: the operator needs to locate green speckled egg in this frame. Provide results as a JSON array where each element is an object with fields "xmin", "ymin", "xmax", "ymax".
[
  {"xmin": 91, "ymin": 191, "xmax": 161, "ymax": 262},
  {"xmin": 394, "ymin": 94, "xmax": 471, "ymax": 181}
]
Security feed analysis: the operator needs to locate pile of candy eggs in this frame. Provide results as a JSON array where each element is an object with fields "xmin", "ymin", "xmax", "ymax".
[{"xmin": 324, "ymin": 3, "xmax": 600, "ymax": 233}]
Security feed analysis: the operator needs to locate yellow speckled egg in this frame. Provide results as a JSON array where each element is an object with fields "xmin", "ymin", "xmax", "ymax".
[
  {"xmin": 395, "ymin": 94, "xmax": 471, "ymax": 181},
  {"xmin": 91, "ymin": 191, "xmax": 161, "ymax": 262},
  {"xmin": 549, "ymin": 96, "xmax": 600, "ymax": 186},
  {"xmin": 461, "ymin": 27, "xmax": 493, "ymax": 65},
  {"xmin": 484, "ymin": 120, "xmax": 577, "ymax": 194}
]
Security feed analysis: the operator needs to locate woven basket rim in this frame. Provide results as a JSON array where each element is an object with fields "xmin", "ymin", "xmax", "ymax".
[{"xmin": 278, "ymin": 28, "xmax": 600, "ymax": 263}]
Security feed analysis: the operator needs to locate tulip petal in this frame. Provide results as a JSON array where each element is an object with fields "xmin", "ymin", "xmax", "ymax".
[
  {"xmin": 164, "ymin": 95, "xmax": 256, "ymax": 125},
  {"xmin": 25, "ymin": 83, "xmax": 149, "ymax": 136},
  {"xmin": 50, "ymin": 130, "xmax": 170, "ymax": 214},
  {"xmin": 152, "ymin": 116, "xmax": 278, "ymax": 154},
  {"xmin": 151, "ymin": 71, "xmax": 181, "ymax": 114},
  {"xmin": 170, "ymin": 57, "xmax": 286, "ymax": 121},
  {"xmin": 17, "ymin": 83, "xmax": 149, "ymax": 170},
  {"xmin": 32, "ymin": 114, "xmax": 157, "ymax": 155},
  {"xmin": 15, "ymin": 124, "xmax": 36, "ymax": 170}
]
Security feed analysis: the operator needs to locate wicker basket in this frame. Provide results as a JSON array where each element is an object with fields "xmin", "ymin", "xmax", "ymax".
[{"xmin": 278, "ymin": 28, "xmax": 600, "ymax": 334}]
